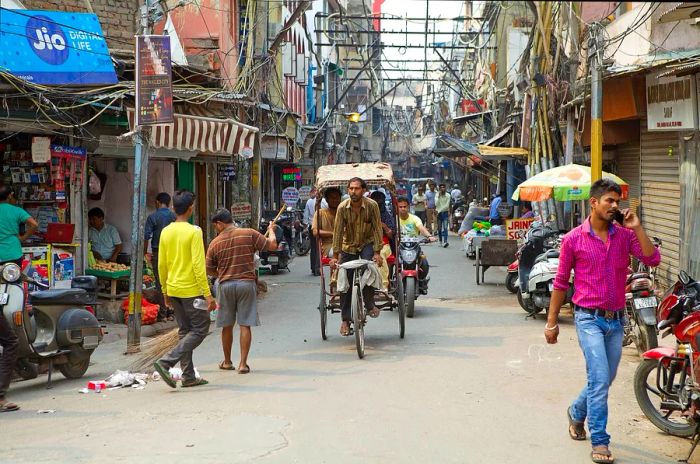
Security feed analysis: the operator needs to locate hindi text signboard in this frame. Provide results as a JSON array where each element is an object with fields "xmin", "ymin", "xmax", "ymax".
[{"xmin": 135, "ymin": 35, "xmax": 174, "ymax": 126}]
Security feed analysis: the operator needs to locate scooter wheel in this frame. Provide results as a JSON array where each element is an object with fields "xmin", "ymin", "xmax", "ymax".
[
  {"xmin": 15, "ymin": 360, "xmax": 38, "ymax": 380},
  {"xmin": 505, "ymin": 273, "xmax": 518, "ymax": 294}
]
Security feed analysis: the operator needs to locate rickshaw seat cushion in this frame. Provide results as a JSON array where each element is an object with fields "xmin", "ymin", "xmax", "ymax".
[
  {"xmin": 386, "ymin": 255, "xmax": 396, "ymax": 265},
  {"xmin": 321, "ymin": 256, "xmax": 331, "ymax": 266}
]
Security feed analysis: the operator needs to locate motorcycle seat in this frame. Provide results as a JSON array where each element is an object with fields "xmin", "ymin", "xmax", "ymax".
[
  {"xmin": 30, "ymin": 288, "xmax": 93, "ymax": 305},
  {"xmin": 534, "ymin": 249, "xmax": 560, "ymax": 264},
  {"xmin": 626, "ymin": 272, "xmax": 650, "ymax": 284}
]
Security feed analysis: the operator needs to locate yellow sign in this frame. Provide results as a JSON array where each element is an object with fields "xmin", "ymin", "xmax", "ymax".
[{"xmin": 506, "ymin": 218, "xmax": 534, "ymax": 240}]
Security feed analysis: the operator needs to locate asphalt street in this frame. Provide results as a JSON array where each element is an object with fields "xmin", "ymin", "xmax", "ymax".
[{"xmin": 0, "ymin": 235, "xmax": 692, "ymax": 463}]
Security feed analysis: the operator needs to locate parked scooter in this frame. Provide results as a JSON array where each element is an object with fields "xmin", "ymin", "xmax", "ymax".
[
  {"xmin": 1, "ymin": 263, "xmax": 103, "ymax": 384},
  {"xmin": 516, "ymin": 222, "xmax": 572, "ymax": 315},
  {"xmin": 258, "ymin": 215, "xmax": 291, "ymax": 274},
  {"xmin": 623, "ymin": 237, "xmax": 662, "ymax": 355},
  {"xmin": 399, "ymin": 236, "xmax": 430, "ymax": 318},
  {"xmin": 633, "ymin": 271, "xmax": 700, "ymax": 461},
  {"xmin": 506, "ymin": 258, "xmax": 519, "ymax": 294},
  {"xmin": 293, "ymin": 217, "xmax": 311, "ymax": 256},
  {"xmin": 450, "ymin": 195, "xmax": 466, "ymax": 232}
]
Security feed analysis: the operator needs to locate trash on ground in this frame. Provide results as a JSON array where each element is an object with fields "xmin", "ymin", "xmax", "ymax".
[
  {"xmin": 37, "ymin": 409, "xmax": 55, "ymax": 414},
  {"xmin": 78, "ymin": 388, "xmax": 89, "ymax": 394},
  {"xmin": 168, "ymin": 367, "xmax": 200, "ymax": 380},
  {"xmin": 105, "ymin": 370, "xmax": 150, "ymax": 388}
]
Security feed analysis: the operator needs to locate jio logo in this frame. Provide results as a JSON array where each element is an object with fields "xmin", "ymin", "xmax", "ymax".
[{"xmin": 25, "ymin": 15, "xmax": 69, "ymax": 65}]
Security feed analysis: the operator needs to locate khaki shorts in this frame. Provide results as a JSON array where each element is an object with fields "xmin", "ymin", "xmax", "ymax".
[{"xmin": 216, "ymin": 280, "xmax": 260, "ymax": 327}]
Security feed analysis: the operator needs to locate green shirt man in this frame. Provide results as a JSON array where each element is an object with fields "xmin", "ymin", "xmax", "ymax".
[{"xmin": 0, "ymin": 186, "xmax": 38, "ymax": 263}]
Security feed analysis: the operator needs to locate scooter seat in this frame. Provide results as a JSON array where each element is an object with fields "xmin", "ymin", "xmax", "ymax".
[
  {"xmin": 30, "ymin": 288, "xmax": 92, "ymax": 305},
  {"xmin": 533, "ymin": 249, "xmax": 560, "ymax": 265}
]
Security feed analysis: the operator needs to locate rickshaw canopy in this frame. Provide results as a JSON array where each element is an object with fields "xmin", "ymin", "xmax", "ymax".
[{"xmin": 315, "ymin": 162, "xmax": 395, "ymax": 191}]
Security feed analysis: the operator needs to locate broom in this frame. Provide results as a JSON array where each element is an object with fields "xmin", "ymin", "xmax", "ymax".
[{"xmin": 128, "ymin": 268, "xmax": 271, "ymax": 372}]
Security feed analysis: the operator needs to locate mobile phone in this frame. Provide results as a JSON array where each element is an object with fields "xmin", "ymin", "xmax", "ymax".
[{"xmin": 614, "ymin": 210, "xmax": 625, "ymax": 224}]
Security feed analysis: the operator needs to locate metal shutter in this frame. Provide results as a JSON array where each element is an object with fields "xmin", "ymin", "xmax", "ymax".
[
  {"xmin": 615, "ymin": 141, "xmax": 640, "ymax": 210},
  {"xmin": 640, "ymin": 125, "xmax": 680, "ymax": 290}
]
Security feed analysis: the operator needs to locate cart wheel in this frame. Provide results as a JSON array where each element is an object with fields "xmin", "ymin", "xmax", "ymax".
[
  {"xmin": 319, "ymin": 283, "xmax": 328, "ymax": 341},
  {"xmin": 396, "ymin": 275, "xmax": 405, "ymax": 339},
  {"xmin": 352, "ymin": 283, "xmax": 365, "ymax": 359}
]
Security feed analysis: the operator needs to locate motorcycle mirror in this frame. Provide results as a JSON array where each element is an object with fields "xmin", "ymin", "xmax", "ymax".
[{"xmin": 680, "ymin": 271, "xmax": 691, "ymax": 285}]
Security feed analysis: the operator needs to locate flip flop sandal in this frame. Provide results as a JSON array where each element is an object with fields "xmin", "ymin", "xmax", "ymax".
[
  {"xmin": 340, "ymin": 324, "xmax": 351, "ymax": 336},
  {"xmin": 219, "ymin": 361, "xmax": 235, "ymax": 371},
  {"xmin": 369, "ymin": 307, "xmax": 381, "ymax": 318},
  {"xmin": 238, "ymin": 365, "xmax": 251, "ymax": 375},
  {"xmin": 591, "ymin": 448, "xmax": 614, "ymax": 463},
  {"xmin": 567, "ymin": 406, "xmax": 586, "ymax": 441},
  {"xmin": 154, "ymin": 361, "xmax": 176, "ymax": 389},
  {"xmin": 181, "ymin": 378, "xmax": 209, "ymax": 388},
  {"xmin": 0, "ymin": 401, "xmax": 20, "ymax": 413}
]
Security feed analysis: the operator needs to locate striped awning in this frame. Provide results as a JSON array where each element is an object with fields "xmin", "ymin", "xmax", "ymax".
[{"xmin": 127, "ymin": 109, "xmax": 258, "ymax": 157}]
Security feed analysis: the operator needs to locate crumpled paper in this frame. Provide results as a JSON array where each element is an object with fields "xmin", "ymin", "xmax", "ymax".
[{"xmin": 168, "ymin": 367, "xmax": 200, "ymax": 380}]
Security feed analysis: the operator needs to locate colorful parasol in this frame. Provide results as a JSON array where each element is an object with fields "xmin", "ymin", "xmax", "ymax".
[{"xmin": 512, "ymin": 164, "xmax": 628, "ymax": 202}]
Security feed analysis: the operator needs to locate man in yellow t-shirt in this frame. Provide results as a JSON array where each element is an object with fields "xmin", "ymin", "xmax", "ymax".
[
  {"xmin": 397, "ymin": 197, "xmax": 436, "ymax": 293},
  {"xmin": 154, "ymin": 190, "xmax": 215, "ymax": 389}
]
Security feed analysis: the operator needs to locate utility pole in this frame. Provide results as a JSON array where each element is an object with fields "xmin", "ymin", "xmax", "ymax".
[
  {"xmin": 589, "ymin": 24, "xmax": 603, "ymax": 182},
  {"xmin": 126, "ymin": 0, "xmax": 154, "ymax": 353},
  {"xmin": 564, "ymin": 2, "xmax": 579, "ymax": 165}
]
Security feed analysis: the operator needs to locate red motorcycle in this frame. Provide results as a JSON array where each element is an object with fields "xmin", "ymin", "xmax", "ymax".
[{"xmin": 634, "ymin": 271, "xmax": 700, "ymax": 461}]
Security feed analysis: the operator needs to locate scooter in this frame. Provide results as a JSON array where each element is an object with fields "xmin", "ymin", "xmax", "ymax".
[
  {"xmin": 258, "ymin": 218, "xmax": 291, "ymax": 274},
  {"xmin": 506, "ymin": 259, "xmax": 519, "ymax": 294},
  {"xmin": 516, "ymin": 223, "xmax": 573, "ymax": 315},
  {"xmin": 1, "ymin": 262, "xmax": 103, "ymax": 386},
  {"xmin": 293, "ymin": 218, "xmax": 311, "ymax": 256},
  {"xmin": 399, "ymin": 236, "xmax": 430, "ymax": 318},
  {"xmin": 450, "ymin": 195, "xmax": 466, "ymax": 232}
]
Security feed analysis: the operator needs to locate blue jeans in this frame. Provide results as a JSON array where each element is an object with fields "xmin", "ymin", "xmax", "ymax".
[
  {"xmin": 437, "ymin": 211, "xmax": 449, "ymax": 243},
  {"xmin": 570, "ymin": 310, "xmax": 624, "ymax": 447}
]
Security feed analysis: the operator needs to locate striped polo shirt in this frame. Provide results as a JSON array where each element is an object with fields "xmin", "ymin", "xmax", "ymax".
[{"xmin": 206, "ymin": 226, "xmax": 269, "ymax": 282}]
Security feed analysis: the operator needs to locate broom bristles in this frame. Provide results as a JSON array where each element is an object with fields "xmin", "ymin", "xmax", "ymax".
[
  {"xmin": 127, "ymin": 280, "xmax": 268, "ymax": 372},
  {"xmin": 128, "ymin": 328, "xmax": 180, "ymax": 373}
]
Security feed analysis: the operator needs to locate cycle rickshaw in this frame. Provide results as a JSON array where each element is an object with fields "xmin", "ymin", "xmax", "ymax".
[{"xmin": 314, "ymin": 163, "xmax": 406, "ymax": 358}]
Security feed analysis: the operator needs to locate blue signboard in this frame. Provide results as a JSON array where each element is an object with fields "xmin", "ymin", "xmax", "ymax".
[{"xmin": 0, "ymin": 8, "xmax": 117, "ymax": 85}]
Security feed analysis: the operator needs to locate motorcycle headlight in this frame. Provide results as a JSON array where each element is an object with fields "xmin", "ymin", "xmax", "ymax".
[
  {"xmin": 401, "ymin": 249, "xmax": 418, "ymax": 263},
  {"xmin": 2, "ymin": 263, "xmax": 21, "ymax": 283}
]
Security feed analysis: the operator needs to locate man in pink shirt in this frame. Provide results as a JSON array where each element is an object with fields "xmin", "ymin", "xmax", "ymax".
[{"xmin": 545, "ymin": 179, "xmax": 660, "ymax": 464}]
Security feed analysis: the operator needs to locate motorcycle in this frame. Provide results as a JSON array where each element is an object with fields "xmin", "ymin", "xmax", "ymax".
[
  {"xmin": 399, "ymin": 236, "xmax": 430, "ymax": 318},
  {"xmin": 623, "ymin": 237, "xmax": 662, "ymax": 355},
  {"xmin": 516, "ymin": 222, "xmax": 573, "ymax": 315},
  {"xmin": 633, "ymin": 271, "xmax": 700, "ymax": 461},
  {"xmin": 293, "ymin": 217, "xmax": 311, "ymax": 256},
  {"xmin": 450, "ymin": 195, "xmax": 466, "ymax": 232},
  {"xmin": 258, "ymin": 215, "xmax": 292, "ymax": 274},
  {"xmin": 1, "ymin": 263, "xmax": 103, "ymax": 384}
]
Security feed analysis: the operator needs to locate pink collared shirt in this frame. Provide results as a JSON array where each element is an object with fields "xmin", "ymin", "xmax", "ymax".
[{"xmin": 553, "ymin": 218, "xmax": 661, "ymax": 311}]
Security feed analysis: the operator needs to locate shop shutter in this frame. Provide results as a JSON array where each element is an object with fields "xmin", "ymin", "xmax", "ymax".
[
  {"xmin": 640, "ymin": 125, "xmax": 680, "ymax": 290},
  {"xmin": 615, "ymin": 141, "xmax": 640, "ymax": 210}
]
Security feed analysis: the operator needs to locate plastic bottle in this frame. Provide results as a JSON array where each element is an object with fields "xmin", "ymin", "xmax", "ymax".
[{"xmin": 193, "ymin": 298, "xmax": 209, "ymax": 310}]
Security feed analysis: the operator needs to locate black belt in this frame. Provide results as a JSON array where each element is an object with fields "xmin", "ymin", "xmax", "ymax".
[{"xmin": 575, "ymin": 306, "xmax": 624, "ymax": 320}]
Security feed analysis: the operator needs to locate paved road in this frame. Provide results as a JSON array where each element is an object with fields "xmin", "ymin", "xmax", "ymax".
[{"xmin": 1, "ymin": 235, "xmax": 690, "ymax": 463}]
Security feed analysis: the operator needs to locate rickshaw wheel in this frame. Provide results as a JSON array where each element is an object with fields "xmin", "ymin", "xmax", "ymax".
[
  {"xmin": 352, "ymin": 283, "xmax": 365, "ymax": 359},
  {"xmin": 396, "ymin": 274, "xmax": 405, "ymax": 339},
  {"xmin": 319, "ymin": 282, "xmax": 328, "ymax": 340}
]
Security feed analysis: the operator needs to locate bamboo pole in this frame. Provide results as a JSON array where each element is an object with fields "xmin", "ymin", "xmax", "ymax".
[{"xmin": 265, "ymin": 204, "xmax": 288, "ymax": 238}]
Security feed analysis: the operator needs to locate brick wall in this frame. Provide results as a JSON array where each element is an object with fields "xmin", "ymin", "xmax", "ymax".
[{"xmin": 22, "ymin": 0, "xmax": 139, "ymax": 50}]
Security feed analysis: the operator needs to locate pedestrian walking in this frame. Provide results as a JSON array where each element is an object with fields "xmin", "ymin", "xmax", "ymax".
[
  {"xmin": 545, "ymin": 179, "xmax": 660, "ymax": 464},
  {"xmin": 412, "ymin": 185, "xmax": 427, "ymax": 225},
  {"xmin": 329, "ymin": 177, "xmax": 384, "ymax": 336},
  {"xmin": 144, "ymin": 192, "xmax": 176, "ymax": 322},
  {"xmin": 424, "ymin": 182, "xmax": 437, "ymax": 234},
  {"xmin": 206, "ymin": 208, "xmax": 277, "ymax": 374},
  {"xmin": 304, "ymin": 189, "xmax": 326, "ymax": 276},
  {"xmin": 436, "ymin": 183, "xmax": 451, "ymax": 247},
  {"xmin": 154, "ymin": 191, "xmax": 215, "ymax": 389}
]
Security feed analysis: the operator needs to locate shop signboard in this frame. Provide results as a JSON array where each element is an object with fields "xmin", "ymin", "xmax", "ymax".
[
  {"xmin": 261, "ymin": 137, "xmax": 289, "ymax": 160},
  {"xmin": 282, "ymin": 167, "xmax": 302, "ymax": 181},
  {"xmin": 230, "ymin": 202, "xmax": 252, "ymax": 219},
  {"xmin": 0, "ymin": 10, "xmax": 117, "ymax": 85},
  {"xmin": 218, "ymin": 165, "xmax": 235, "ymax": 181},
  {"xmin": 646, "ymin": 72, "xmax": 698, "ymax": 131},
  {"xmin": 298, "ymin": 186, "xmax": 313, "ymax": 201},
  {"xmin": 506, "ymin": 218, "xmax": 534, "ymax": 241},
  {"xmin": 50, "ymin": 144, "xmax": 87, "ymax": 160},
  {"xmin": 31, "ymin": 137, "xmax": 51, "ymax": 163},
  {"xmin": 282, "ymin": 187, "xmax": 300, "ymax": 207},
  {"xmin": 135, "ymin": 35, "xmax": 174, "ymax": 126}
]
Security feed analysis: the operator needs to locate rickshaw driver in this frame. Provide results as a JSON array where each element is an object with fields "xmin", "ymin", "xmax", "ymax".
[{"xmin": 329, "ymin": 177, "xmax": 384, "ymax": 337}]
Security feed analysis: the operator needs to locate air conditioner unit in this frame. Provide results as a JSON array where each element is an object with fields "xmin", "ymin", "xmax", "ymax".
[
  {"xmin": 282, "ymin": 43, "xmax": 294, "ymax": 76},
  {"xmin": 349, "ymin": 123, "xmax": 363, "ymax": 135},
  {"xmin": 295, "ymin": 53, "xmax": 306, "ymax": 83}
]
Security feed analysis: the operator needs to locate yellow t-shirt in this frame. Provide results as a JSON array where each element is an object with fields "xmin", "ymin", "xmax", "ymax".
[
  {"xmin": 399, "ymin": 214, "xmax": 424, "ymax": 238},
  {"xmin": 158, "ymin": 222, "xmax": 211, "ymax": 298}
]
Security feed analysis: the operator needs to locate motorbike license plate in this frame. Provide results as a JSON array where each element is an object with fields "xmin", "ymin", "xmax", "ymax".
[
  {"xmin": 83, "ymin": 335, "xmax": 99, "ymax": 350},
  {"xmin": 267, "ymin": 256, "xmax": 279, "ymax": 264},
  {"xmin": 633, "ymin": 297, "xmax": 656, "ymax": 310},
  {"xmin": 0, "ymin": 293, "xmax": 8, "ymax": 305}
]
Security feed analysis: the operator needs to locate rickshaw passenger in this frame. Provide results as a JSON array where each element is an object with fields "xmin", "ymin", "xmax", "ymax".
[
  {"xmin": 312, "ymin": 188, "xmax": 342, "ymax": 289},
  {"xmin": 329, "ymin": 177, "xmax": 384, "ymax": 337},
  {"xmin": 370, "ymin": 190, "xmax": 395, "ymax": 290}
]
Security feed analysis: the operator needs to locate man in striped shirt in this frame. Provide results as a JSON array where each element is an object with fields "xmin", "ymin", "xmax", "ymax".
[
  {"xmin": 545, "ymin": 179, "xmax": 660, "ymax": 464},
  {"xmin": 206, "ymin": 209, "xmax": 277, "ymax": 373}
]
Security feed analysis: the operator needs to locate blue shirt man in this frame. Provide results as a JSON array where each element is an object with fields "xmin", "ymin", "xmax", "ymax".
[
  {"xmin": 145, "ymin": 192, "xmax": 176, "ymax": 252},
  {"xmin": 88, "ymin": 207, "xmax": 122, "ymax": 262},
  {"xmin": 489, "ymin": 195, "xmax": 503, "ymax": 221}
]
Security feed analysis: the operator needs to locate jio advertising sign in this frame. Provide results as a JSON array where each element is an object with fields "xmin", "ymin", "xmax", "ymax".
[{"xmin": 0, "ymin": 9, "xmax": 117, "ymax": 85}]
